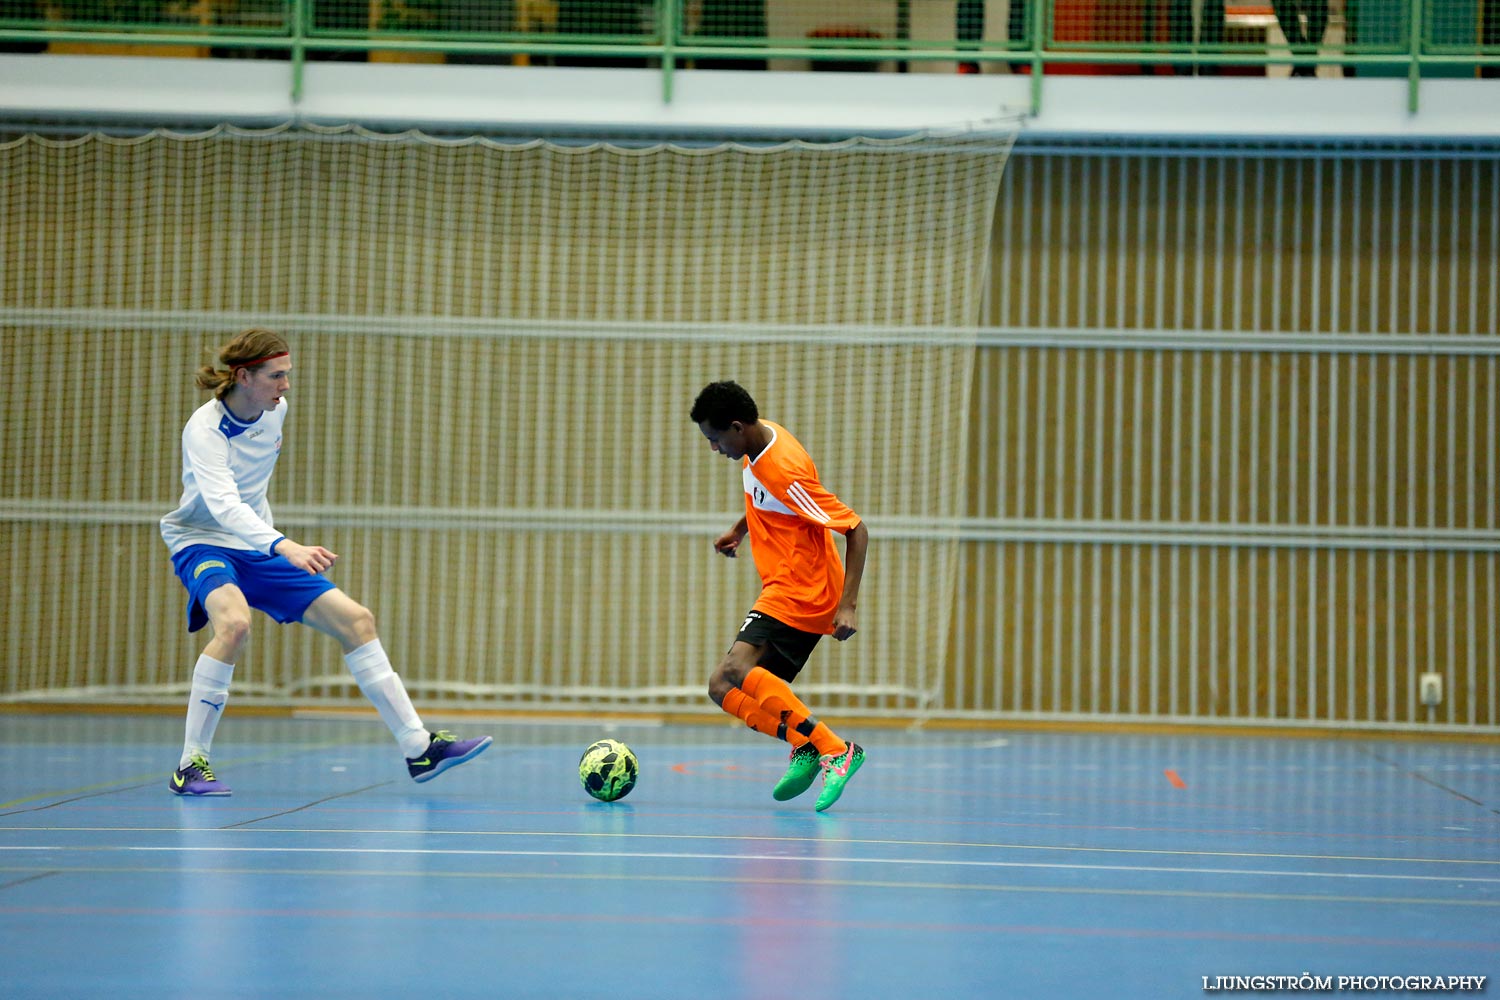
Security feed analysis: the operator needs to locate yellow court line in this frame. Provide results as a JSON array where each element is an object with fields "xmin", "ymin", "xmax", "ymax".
[
  {"xmin": 3, "ymin": 824, "xmax": 1494, "ymax": 868},
  {"xmin": 5, "ymin": 843, "xmax": 1498, "ymax": 887},
  {"xmin": 0, "ymin": 740, "xmax": 356, "ymax": 810},
  {"xmin": 2, "ymin": 863, "xmax": 1499, "ymax": 910},
  {"xmin": 0, "ymin": 779, "xmax": 159, "ymax": 811}
]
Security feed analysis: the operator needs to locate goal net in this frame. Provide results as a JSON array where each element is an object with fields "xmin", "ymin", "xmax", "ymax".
[{"xmin": 0, "ymin": 122, "xmax": 1018, "ymax": 718}]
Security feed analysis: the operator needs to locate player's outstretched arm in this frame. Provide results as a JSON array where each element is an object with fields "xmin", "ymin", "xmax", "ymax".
[
  {"xmin": 831, "ymin": 520, "xmax": 868, "ymax": 641},
  {"xmin": 275, "ymin": 539, "xmax": 339, "ymax": 575},
  {"xmin": 714, "ymin": 516, "xmax": 750, "ymax": 558}
]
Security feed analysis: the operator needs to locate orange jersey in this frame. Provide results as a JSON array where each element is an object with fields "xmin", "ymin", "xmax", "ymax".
[{"xmin": 741, "ymin": 420, "xmax": 861, "ymax": 634}]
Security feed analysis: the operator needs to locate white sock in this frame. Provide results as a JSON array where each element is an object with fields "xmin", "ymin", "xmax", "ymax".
[
  {"xmin": 180, "ymin": 654, "xmax": 234, "ymax": 769},
  {"xmin": 345, "ymin": 639, "xmax": 430, "ymax": 758}
]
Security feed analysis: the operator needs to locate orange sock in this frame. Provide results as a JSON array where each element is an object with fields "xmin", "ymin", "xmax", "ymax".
[
  {"xmin": 802, "ymin": 721, "xmax": 846, "ymax": 759},
  {"xmin": 740, "ymin": 666, "xmax": 847, "ymax": 757},
  {"xmin": 722, "ymin": 687, "xmax": 810, "ymax": 746}
]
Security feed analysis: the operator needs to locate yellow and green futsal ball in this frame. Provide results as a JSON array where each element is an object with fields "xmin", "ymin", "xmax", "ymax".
[{"xmin": 579, "ymin": 738, "xmax": 638, "ymax": 802}]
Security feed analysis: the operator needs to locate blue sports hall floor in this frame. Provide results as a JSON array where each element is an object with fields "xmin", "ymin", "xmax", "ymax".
[{"xmin": 0, "ymin": 712, "xmax": 1496, "ymax": 1000}]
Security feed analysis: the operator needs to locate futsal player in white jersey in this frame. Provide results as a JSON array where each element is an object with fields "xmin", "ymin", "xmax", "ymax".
[{"xmin": 161, "ymin": 328, "xmax": 491, "ymax": 795}]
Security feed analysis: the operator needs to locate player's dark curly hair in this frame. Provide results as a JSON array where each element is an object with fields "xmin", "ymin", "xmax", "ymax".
[{"xmin": 690, "ymin": 380, "xmax": 759, "ymax": 430}]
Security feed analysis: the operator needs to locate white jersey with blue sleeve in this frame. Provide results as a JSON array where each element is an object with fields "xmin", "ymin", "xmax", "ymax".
[{"xmin": 160, "ymin": 397, "xmax": 288, "ymax": 556}]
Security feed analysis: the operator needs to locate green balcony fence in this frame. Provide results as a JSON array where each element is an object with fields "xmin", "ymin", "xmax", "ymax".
[{"xmin": 1, "ymin": 1, "xmax": 1497, "ymax": 106}]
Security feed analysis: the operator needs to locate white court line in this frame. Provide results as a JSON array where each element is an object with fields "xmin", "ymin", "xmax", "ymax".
[
  {"xmin": 3, "ymin": 826, "xmax": 1495, "ymax": 868},
  {"xmin": 1, "ymin": 844, "xmax": 1497, "ymax": 885}
]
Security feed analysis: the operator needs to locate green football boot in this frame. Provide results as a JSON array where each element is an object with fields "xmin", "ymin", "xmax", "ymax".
[
  {"xmin": 772, "ymin": 741, "xmax": 821, "ymax": 801},
  {"xmin": 813, "ymin": 741, "xmax": 865, "ymax": 813}
]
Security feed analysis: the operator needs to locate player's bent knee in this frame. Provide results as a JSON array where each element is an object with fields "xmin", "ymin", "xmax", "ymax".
[
  {"xmin": 332, "ymin": 597, "xmax": 377, "ymax": 644},
  {"xmin": 348, "ymin": 602, "xmax": 377, "ymax": 640},
  {"xmin": 708, "ymin": 673, "xmax": 734, "ymax": 705},
  {"xmin": 215, "ymin": 615, "xmax": 252, "ymax": 650},
  {"xmin": 708, "ymin": 660, "xmax": 747, "ymax": 704}
]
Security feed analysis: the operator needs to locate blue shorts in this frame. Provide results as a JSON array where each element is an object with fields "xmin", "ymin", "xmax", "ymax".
[{"xmin": 171, "ymin": 544, "xmax": 337, "ymax": 633}]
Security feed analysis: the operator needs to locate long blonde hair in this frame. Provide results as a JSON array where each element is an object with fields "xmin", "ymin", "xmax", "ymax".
[{"xmin": 194, "ymin": 328, "xmax": 290, "ymax": 401}]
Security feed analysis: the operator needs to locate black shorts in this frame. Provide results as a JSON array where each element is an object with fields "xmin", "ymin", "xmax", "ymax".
[{"xmin": 733, "ymin": 609, "xmax": 822, "ymax": 682}]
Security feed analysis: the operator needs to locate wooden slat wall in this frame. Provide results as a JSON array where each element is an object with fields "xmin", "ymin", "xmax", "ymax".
[
  {"xmin": 949, "ymin": 150, "xmax": 1500, "ymax": 728},
  {"xmin": 3, "ymin": 134, "xmax": 1496, "ymax": 732}
]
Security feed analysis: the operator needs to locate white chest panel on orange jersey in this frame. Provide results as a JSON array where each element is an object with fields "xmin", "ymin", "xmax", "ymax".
[{"xmin": 743, "ymin": 464, "xmax": 796, "ymax": 517}]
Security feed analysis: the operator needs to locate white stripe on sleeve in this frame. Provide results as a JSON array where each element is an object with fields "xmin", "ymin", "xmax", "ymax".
[{"xmin": 787, "ymin": 481, "xmax": 832, "ymax": 523}]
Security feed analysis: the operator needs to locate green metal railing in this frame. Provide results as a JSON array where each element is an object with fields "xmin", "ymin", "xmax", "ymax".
[{"xmin": 1, "ymin": 1, "xmax": 1496, "ymax": 114}]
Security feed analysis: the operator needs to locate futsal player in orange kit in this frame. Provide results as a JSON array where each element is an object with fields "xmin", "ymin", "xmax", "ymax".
[{"xmin": 690, "ymin": 380, "xmax": 867, "ymax": 812}]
